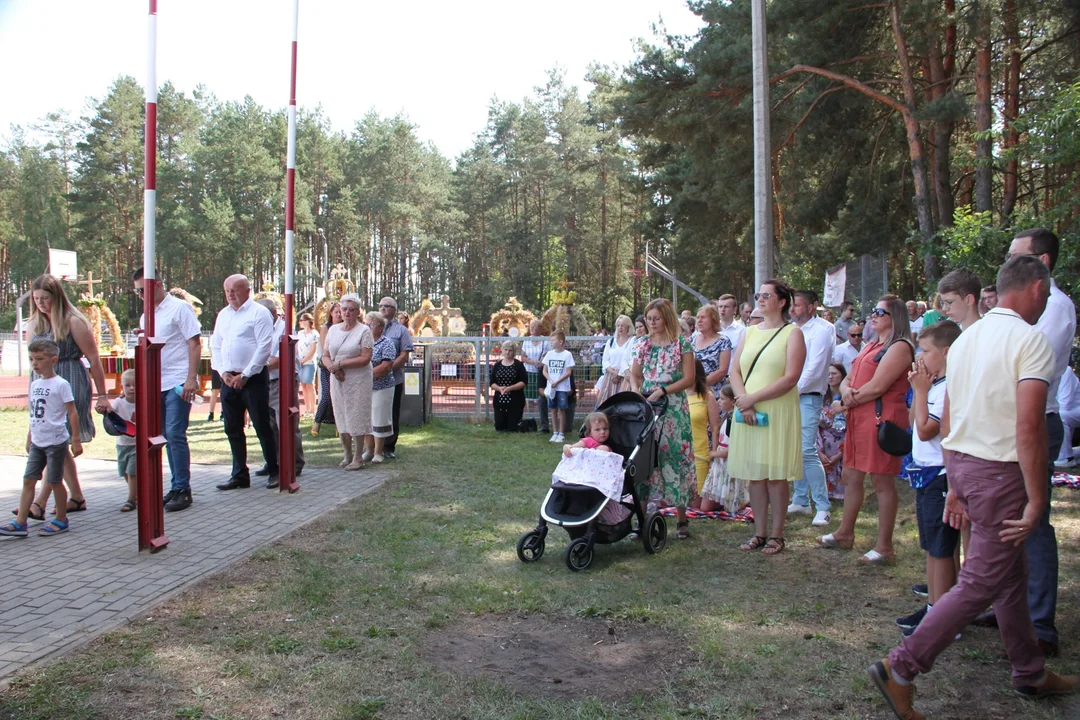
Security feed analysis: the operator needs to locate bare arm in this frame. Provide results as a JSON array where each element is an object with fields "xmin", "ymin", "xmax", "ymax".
[
  {"xmin": 300, "ymin": 336, "xmax": 317, "ymax": 365},
  {"xmin": 70, "ymin": 316, "xmax": 110, "ymax": 412},
  {"xmin": 629, "ymin": 359, "xmax": 643, "ymax": 393},
  {"xmin": 338, "ymin": 348, "xmax": 372, "ymax": 370},
  {"xmin": 849, "ymin": 342, "xmax": 911, "ymax": 405},
  {"xmin": 372, "ymin": 360, "xmax": 393, "ymax": 379},
  {"xmin": 66, "ymin": 400, "xmax": 83, "ymax": 456},
  {"xmin": 1001, "ymin": 379, "xmax": 1049, "ymax": 545}
]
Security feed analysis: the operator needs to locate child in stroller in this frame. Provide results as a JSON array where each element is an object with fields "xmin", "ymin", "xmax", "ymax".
[{"xmin": 517, "ymin": 391, "xmax": 668, "ymax": 571}]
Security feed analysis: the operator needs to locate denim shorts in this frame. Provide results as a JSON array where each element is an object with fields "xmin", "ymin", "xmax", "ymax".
[
  {"xmin": 298, "ymin": 364, "xmax": 316, "ymax": 384},
  {"xmin": 916, "ymin": 473, "xmax": 959, "ymax": 559},
  {"xmin": 550, "ymin": 391, "xmax": 569, "ymax": 410},
  {"xmin": 24, "ymin": 443, "xmax": 68, "ymax": 485}
]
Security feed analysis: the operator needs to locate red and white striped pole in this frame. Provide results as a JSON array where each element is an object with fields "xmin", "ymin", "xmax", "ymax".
[
  {"xmin": 278, "ymin": 0, "xmax": 301, "ymax": 493},
  {"xmin": 136, "ymin": 0, "xmax": 169, "ymax": 550}
]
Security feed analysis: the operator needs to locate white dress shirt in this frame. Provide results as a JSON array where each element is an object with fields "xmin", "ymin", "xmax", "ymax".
[
  {"xmin": 1036, "ymin": 277, "xmax": 1077, "ymax": 414},
  {"xmin": 620, "ymin": 336, "xmax": 644, "ymax": 376},
  {"xmin": 601, "ymin": 336, "xmax": 632, "ymax": 377},
  {"xmin": 720, "ymin": 320, "xmax": 746, "ymax": 352},
  {"xmin": 797, "ymin": 315, "xmax": 834, "ymax": 395},
  {"xmin": 832, "ymin": 340, "xmax": 861, "ymax": 374},
  {"xmin": 210, "ymin": 298, "xmax": 274, "ymax": 378},
  {"xmin": 141, "ymin": 294, "xmax": 202, "ymax": 391}
]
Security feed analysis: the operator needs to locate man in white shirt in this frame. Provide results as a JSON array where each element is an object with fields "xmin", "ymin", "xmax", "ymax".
[
  {"xmin": 1054, "ymin": 368, "xmax": 1080, "ymax": 468},
  {"xmin": 832, "ymin": 322, "xmax": 864, "ymax": 373},
  {"xmin": 788, "ymin": 290, "xmax": 835, "ymax": 526},
  {"xmin": 257, "ymin": 298, "xmax": 305, "ymax": 482},
  {"xmin": 210, "ymin": 274, "xmax": 278, "ymax": 490},
  {"xmin": 907, "ymin": 300, "xmax": 924, "ymax": 338},
  {"xmin": 938, "ymin": 269, "xmax": 982, "ymax": 331},
  {"xmin": 1007, "ymin": 228, "xmax": 1077, "ymax": 656},
  {"xmin": 717, "ymin": 294, "xmax": 746, "ymax": 351},
  {"xmin": 521, "ymin": 320, "xmax": 551, "ymax": 433},
  {"xmin": 134, "ymin": 267, "xmax": 202, "ymax": 512}
]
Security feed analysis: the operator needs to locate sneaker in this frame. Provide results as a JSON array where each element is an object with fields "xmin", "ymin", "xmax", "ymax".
[
  {"xmin": 787, "ymin": 503, "xmax": 811, "ymax": 515},
  {"xmin": 867, "ymin": 659, "xmax": 925, "ymax": 720},
  {"xmin": 896, "ymin": 606, "xmax": 928, "ymax": 630},
  {"xmin": 549, "ymin": 433, "xmax": 561, "ymax": 443},
  {"xmin": 162, "ymin": 490, "xmax": 177, "ymax": 507},
  {"xmin": 1016, "ymin": 670, "xmax": 1080, "ymax": 698},
  {"xmin": 165, "ymin": 489, "xmax": 192, "ymax": 512},
  {"xmin": 912, "ymin": 584, "xmax": 929, "ymax": 599},
  {"xmin": 812, "ymin": 510, "xmax": 831, "ymax": 526}
]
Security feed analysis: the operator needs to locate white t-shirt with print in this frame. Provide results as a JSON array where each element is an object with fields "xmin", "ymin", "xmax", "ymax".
[
  {"xmin": 112, "ymin": 396, "xmax": 137, "ymax": 447},
  {"xmin": 912, "ymin": 377, "xmax": 946, "ymax": 468},
  {"xmin": 29, "ymin": 375, "xmax": 74, "ymax": 448},
  {"xmin": 542, "ymin": 349, "xmax": 575, "ymax": 392}
]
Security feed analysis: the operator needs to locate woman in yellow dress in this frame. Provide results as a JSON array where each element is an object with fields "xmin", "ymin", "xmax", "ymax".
[{"xmin": 727, "ymin": 280, "xmax": 806, "ymax": 555}]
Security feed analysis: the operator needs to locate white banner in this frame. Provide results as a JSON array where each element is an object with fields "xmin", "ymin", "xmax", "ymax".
[{"xmin": 823, "ymin": 264, "xmax": 847, "ymax": 307}]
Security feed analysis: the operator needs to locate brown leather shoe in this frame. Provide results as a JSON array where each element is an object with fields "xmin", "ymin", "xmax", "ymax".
[
  {"xmin": 1016, "ymin": 670, "xmax": 1079, "ymax": 698},
  {"xmin": 868, "ymin": 660, "xmax": 925, "ymax": 720}
]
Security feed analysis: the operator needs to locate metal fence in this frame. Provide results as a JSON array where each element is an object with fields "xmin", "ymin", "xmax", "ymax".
[
  {"xmin": 413, "ymin": 336, "xmax": 611, "ymax": 420},
  {"xmin": 832, "ymin": 252, "xmax": 889, "ymax": 318}
]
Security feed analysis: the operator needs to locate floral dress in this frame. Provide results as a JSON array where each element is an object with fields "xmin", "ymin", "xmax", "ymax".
[
  {"xmin": 817, "ymin": 394, "xmax": 846, "ymax": 499},
  {"xmin": 690, "ymin": 331, "xmax": 733, "ymax": 398},
  {"xmin": 634, "ymin": 335, "xmax": 696, "ymax": 506}
]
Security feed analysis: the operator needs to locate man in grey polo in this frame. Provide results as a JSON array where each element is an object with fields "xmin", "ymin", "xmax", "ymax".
[
  {"xmin": 379, "ymin": 297, "xmax": 414, "ymax": 459},
  {"xmin": 256, "ymin": 298, "xmax": 305, "ymax": 482}
]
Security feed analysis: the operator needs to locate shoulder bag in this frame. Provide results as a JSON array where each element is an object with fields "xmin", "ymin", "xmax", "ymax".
[
  {"xmin": 734, "ymin": 323, "xmax": 788, "ymax": 426},
  {"xmin": 871, "ymin": 339, "xmax": 915, "ymax": 456}
]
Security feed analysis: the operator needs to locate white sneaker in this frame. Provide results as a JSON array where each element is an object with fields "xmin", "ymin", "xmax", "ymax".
[
  {"xmin": 556, "ymin": 433, "xmax": 565, "ymax": 442},
  {"xmin": 812, "ymin": 510, "xmax": 832, "ymax": 526},
  {"xmin": 787, "ymin": 503, "xmax": 811, "ymax": 515},
  {"xmin": 549, "ymin": 433, "xmax": 561, "ymax": 443}
]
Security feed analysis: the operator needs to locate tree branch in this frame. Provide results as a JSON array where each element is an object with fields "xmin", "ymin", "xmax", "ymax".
[
  {"xmin": 775, "ymin": 86, "xmax": 848, "ymax": 153},
  {"xmin": 770, "ymin": 64, "xmax": 906, "ymax": 114}
]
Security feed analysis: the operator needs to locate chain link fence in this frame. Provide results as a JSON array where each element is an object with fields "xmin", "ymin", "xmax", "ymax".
[{"xmin": 828, "ymin": 252, "xmax": 889, "ymax": 318}]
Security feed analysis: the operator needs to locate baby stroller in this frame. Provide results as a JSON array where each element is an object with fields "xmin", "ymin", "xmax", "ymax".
[{"xmin": 516, "ymin": 391, "xmax": 668, "ymax": 571}]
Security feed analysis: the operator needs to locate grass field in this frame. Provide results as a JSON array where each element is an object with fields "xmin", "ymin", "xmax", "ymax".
[{"xmin": 1, "ymin": 417, "xmax": 1078, "ymax": 719}]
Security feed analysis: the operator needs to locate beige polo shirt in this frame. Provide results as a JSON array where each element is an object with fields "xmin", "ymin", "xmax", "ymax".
[{"xmin": 942, "ymin": 307, "xmax": 1055, "ymax": 462}]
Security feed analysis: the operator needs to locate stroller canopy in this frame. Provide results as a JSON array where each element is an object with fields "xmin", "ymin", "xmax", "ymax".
[{"xmin": 595, "ymin": 391, "xmax": 657, "ymax": 458}]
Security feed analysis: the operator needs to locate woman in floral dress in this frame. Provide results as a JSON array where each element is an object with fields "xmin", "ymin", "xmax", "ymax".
[
  {"xmin": 818, "ymin": 362, "xmax": 847, "ymax": 500},
  {"xmin": 629, "ymin": 298, "xmax": 697, "ymax": 539},
  {"xmin": 691, "ymin": 303, "xmax": 732, "ymax": 398}
]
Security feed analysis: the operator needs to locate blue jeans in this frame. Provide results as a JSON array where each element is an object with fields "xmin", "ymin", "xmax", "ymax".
[
  {"xmin": 160, "ymin": 389, "xmax": 192, "ymax": 492},
  {"xmin": 1026, "ymin": 412, "xmax": 1062, "ymax": 645},
  {"xmin": 791, "ymin": 393, "xmax": 830, "ymax": 512}
]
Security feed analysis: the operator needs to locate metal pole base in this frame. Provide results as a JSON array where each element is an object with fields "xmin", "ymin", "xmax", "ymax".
[{"xmin": 135, "ymin": 324, "xmax": 169, "ymax": 552}]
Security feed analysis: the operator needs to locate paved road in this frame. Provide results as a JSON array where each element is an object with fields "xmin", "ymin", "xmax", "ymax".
[{"xmin": 0, "ymin": 456, "xmax": 391, "ymax": 685}]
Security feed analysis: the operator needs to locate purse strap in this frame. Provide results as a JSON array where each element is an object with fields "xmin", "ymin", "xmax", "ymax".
[
  {"xmin": 743, "ymin": 323, "xmax": 789, "ymax": 386},
  {"xmin": 872, "ymin": 339, "xmax": 915, "ymax": 420}
]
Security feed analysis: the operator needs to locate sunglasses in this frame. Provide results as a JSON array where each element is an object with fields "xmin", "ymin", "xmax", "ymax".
[
  {"xmin": 134, "ymin": 287, "xmax": 145, "ymax": 296},
  {"xmin": 753, "ymin": 292, "xmax": 772, "ymax": 301},
  {"xmin": 848, "ymin": 332, "xmax": 863, "ymax": 338},
  {"xmin": 870, "ymin": 308, "xmax": 890, "ymax": 317}
]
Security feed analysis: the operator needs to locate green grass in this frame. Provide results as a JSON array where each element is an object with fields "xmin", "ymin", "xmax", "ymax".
[{"xmin": 1, "ymin": 419, "xmax": 1079, "ymax": 719}]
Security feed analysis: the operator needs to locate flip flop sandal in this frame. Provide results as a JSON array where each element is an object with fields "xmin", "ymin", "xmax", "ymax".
[
  {"xmin": 677, "ymin": 521, "xmax": 691, "ymax": 539},
  {"xmin": 38, "ymin": 519, "xmax": 69, "ymax": 536},
  {"xmin": 860, "ymin": 549, "xmax": 895, "ymax": 566},
  {"xmin": 50, "ymin": 498, "xmax": 87, "ymax": 515},
  {"xmin": 763, "ymin": 537, "xmax": 786, "ymax": 555},
  {"xmin": 817, "ymin": 533, "xmax": 853, "ymax": 549},
  {"xmin": 0, "ymin": 520, "xmax": 29, "ymax": 538},
  {"xmin": 120, "ymin": 501, "xmax": 137, "ymax": 513},
  {"xmin": 12, "ymin": 501, "xmax": 46, "ymax": 521}
]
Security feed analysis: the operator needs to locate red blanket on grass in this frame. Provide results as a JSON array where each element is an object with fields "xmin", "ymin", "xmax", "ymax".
[
  {"xmin": 1053, "ymin": 472, "xmax": 1080, "ymax": 489},
  {"xmin": 659, "ymin": 506, "xmax": 753, "ymax": 522}
]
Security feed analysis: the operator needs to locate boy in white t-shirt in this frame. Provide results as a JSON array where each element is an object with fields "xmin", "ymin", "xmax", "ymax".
[
  {"xmin": 1, "ymin": 340, "xmax": 82, "ymax": 538},
  {"xmin": 542, "ymin": 330, "xmax": 575, "ymax": 443},
  {"xmin": 895, "ymin": 320, "xmax": 962, "ymax": 635},
  {"xmin": 112, "ymin": 369, "xmax": 138, "ymax": 512}
]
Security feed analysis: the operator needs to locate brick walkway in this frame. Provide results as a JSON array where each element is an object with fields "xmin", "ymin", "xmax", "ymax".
[{"xmin": 0, "ymin": 456, "xmax": 391, "ymax": 684}]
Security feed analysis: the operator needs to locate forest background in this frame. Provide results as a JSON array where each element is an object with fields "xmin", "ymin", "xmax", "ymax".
[{"xmin": 2, "ymin": 0, "xmax": 1080, "ymax": 331}]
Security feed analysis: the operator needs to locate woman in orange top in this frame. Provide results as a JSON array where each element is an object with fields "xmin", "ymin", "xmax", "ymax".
[{"xmin": 818, "ymin": 295, "xmax": 914, "ymax": 565}]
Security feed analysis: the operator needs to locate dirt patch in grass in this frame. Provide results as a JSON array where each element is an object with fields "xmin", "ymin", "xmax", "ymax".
[{"xmin": 422, "ymin": 613, "xmax": 685, "ymax": 700}]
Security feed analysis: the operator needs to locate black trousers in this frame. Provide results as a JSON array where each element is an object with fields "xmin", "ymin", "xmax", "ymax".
[
  {"xmin": 493, "ymin": 395, "xmax": 525, "ymax": 431},
  {"xmin": 385, "ymin": 381, "xmax": 404, "ymax": 452},
  {"xmin": 221, "ymin": 368, "xmax": 278, "ymax": 481},
  {"xmin": 268, "ymin": 374, "xmax": 305, "ymax": 473}
]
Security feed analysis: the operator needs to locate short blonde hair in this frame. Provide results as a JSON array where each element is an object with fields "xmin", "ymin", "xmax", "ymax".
[
  {"xmin": 501, "ymin": 340, "xmax": 517, "ymax": 353},
  {"xmin": 121, "ymin": 368, "xmax": 136, "ymax": 385}
]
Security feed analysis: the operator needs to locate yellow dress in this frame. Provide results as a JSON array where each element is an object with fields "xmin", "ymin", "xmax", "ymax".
[
  {"xmin": 727, "ymin": 324, "xmax": 802, "ymax": 481},
  {"xmin": 688, "ymin": 393, "xmax": 711, "ymax": 494}
]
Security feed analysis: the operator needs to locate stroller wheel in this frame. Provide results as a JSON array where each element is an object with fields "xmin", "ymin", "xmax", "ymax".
[
  {"xmin": 643, "ymin": 512, "xmax": 667, "ymax": 554},
  {"xmin": 516, "ymin": 531, "xmax": 545, "ymax": 563},
  {"xmin": 564, "ymin": 537, "xmax": 594, "ymax": 572}
]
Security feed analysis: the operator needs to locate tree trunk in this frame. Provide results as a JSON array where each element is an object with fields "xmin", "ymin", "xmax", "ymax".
[
  {"xmin": 1002, "ymin": 0, "xmax": 1021, "ymax": 217},
  {"xmin": 974, "ymin": 4, "xmax": 993, "ymax": 213}
]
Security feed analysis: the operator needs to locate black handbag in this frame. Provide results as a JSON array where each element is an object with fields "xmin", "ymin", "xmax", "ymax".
[{"xmin": 870, "ymin": 339, "xmax": 914, "ymax": 456}]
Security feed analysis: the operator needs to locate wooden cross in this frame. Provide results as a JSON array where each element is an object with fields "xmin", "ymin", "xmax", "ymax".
[
  {"xmin": 554, "ymin": 276, "xmax": 575, "ymax": 293},
  {"xmin": 436, "ymin": 294, "xmax": 463, "ymax": 337},
  {"xmin": 72, "ymin": 271, "xmax": 100, "ymax": 299}
]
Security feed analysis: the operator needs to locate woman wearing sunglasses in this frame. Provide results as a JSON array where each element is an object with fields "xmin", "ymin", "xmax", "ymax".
[
  {"xmin": 727, "ymin": 280, "xmax": 806, "ymax": 555},
  {"xmin": 819, "ymin": 295, "xmax": 914, "ymax": 565}
]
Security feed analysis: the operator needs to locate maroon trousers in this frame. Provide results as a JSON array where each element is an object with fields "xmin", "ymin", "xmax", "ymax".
[{"xmin": 889, "ymin": 451, "xmax": 1045, "ymax": 686}]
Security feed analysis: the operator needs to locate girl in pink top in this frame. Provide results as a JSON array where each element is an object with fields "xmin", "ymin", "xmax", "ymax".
[{"xmin": 563, "ymin": 412, "xmax": 613, "ymax": 456}]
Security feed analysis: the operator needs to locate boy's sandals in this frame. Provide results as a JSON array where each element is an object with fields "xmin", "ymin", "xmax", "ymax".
[
  {"xmin": 0, "ymin": 520, "xmax": 29, "ymax": 538},
  {"xmin": 762, "ymin": 537, "xmax": 786, "ymax": 556},
  {"xmin": 817, "ymin": 533, "xmax": 854, "ymax": 550},
  {"xmin": 860, "ymin": 549, "xmax": 895, "ymax": 566},
  {"xmin": 38, "ymin": 519, "xmax": 69, "ymax": 536},
  {"xmin": 11, "ymin": 501, "xmax": 45, "ymax": 521},
  {"xmin": 740, "ymin": 535, "xmax": 767, "ymax": 551},
  {"xmin": 120, "ymin": 500, "xmax": 137, "ymax": 513},
  {"xmin": 676, "ymin": 521, "xmax": 690, "ymax": 540}
]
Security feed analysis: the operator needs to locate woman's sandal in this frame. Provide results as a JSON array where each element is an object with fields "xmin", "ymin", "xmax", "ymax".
[
  {"xmin": 677, "ymin": 521, "xmax": 690, "ymax": 540},
  {"xmin": 740, "ymin": 535, "xmax": 767, "ymax": 551},
  {"xmin": 817, "ymin": 533, "xmax": 854, "ymax": 550},
  {"xmin": 50, "ymin": 498, "xmax": 86, "ymax": 516},
  {"xmin": 860, "ymin": 549, "xmax": 895, "ymax": 566},
  {"xmin": 120, "ymin": 501, "xmax": 137, "ymax": 513},
  {"xmin": 12, "ymin": 501, "xmax": 46, "ymax": 521},
  {"xmin": 762, "ymin": 537, "xmax": 786, "ymax": 556}
]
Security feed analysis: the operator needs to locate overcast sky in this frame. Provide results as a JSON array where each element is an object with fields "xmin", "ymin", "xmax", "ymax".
[{"xmin": 0, "ymin": 0, "xmax": 704, "ymax": 158}]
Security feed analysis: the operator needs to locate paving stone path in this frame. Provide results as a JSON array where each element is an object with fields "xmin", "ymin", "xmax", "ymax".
[{"xmin": 0, "ymin": 456, "xmax": 391, "ymax": 684}]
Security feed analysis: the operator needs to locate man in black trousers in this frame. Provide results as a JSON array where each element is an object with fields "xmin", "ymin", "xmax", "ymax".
[
  {"xmin": 210, "ymin": 274, "xmax": 278, "ymax": 489},
  {"xmin": 378, "ymin": 297, "xmax": 414, "ymax": 459}
]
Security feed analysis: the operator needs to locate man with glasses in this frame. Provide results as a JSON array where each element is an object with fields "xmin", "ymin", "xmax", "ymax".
[
  {"xmin": 133, "ymin": 267, "xmax": 202, "ymax": 512},
  {"xmin": 937, "ymin": 269, "xmax": 982, "ymax": 331},
  {"xmin": 1002, "ymin": 228, "xmax": 1077, "ymax": 658},
  {"xmin": 379, "ymin": 297, "xmax": 413, "ymax": 459},
  {"xmin": 834, "ymin": 301, "xmax": 856, "ymax": 343},
  {"xmin": 832, "ymin": 322, "xmax": 864, "ymax": 374}
]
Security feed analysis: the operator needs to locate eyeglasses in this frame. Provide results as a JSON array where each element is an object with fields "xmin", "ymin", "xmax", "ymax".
[
  {"xmin": 1005, "ymin": 252, "xmax": 1040, "ymax": 263},
  {"xmin": 378, "ymin": 304, "xmax": 395, "ymax": 309},
  {"xmin": 754, "ymin": 292, "xmax": 772, "ymax": 301},
  {"xmin": 134, "ymin": 287, "xmax": 144, "ymax": 296},
  {"xmin": 870, "ymin": 308, "xmax": 890, "ymax": 317}
]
